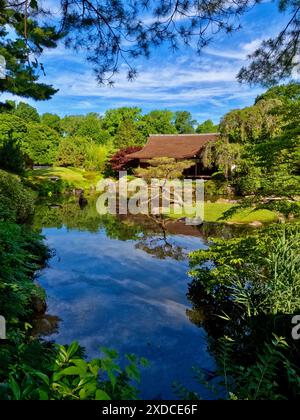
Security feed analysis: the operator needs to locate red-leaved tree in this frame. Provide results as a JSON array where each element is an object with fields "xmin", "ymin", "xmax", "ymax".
[{"xmin": 109, "ymin": 146, "xmax": 142, "ymax": 174}]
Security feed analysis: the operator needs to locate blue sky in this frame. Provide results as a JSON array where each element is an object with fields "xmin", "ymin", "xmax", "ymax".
[{"xmin": 1, "ymin": 1, "xmax": 296, "ymax": 123}]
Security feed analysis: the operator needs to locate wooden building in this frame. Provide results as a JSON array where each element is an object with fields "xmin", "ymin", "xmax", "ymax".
[{"xmin": 127, "ymin": 133, "xmax": 219, "ymax": 178}]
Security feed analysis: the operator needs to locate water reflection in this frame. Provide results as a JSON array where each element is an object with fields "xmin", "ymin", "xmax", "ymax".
[{"xmin": 34, "ymin": 199, "xmax": 250, "ymax": 399}]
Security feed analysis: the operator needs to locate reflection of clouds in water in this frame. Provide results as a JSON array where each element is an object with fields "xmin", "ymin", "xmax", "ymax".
[
  {"xmin": 39, "ymin": 226, "xmax": 213, "ymax": 399},
  {"xmin": 133, "ymin": 296, "xmax": 190, "ymax": 325}
]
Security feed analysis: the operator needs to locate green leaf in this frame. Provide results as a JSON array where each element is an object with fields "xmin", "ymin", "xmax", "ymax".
[
  {"xmin": 100, "ymin": 347, "xmax": 119, "ymax": 359},
  {"xmin": 67, "ymin": 341, "xmax": 79, "ymax": 358},
  {"xmin": 33, "ymin": 371, "xmax": 50, "ymax": 386},
  {"xmin": 9, "ymin": 376, "xmax": 21, "ymax": 400},
  {"xmin": 95, "ymin": 389, "xmax": 111, "ymax": 400},
  {"xmin": 58, "ymin": 366, "xmax": 81, "ymax": 376}
]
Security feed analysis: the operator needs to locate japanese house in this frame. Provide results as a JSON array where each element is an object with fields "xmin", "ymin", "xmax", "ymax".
[{"xmin": 127, "ymin": 133, "xmax": 219, "ymax": 178}]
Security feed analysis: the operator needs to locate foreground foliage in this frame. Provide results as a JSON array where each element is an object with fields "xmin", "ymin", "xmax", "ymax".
[
  {"xmin": 188, "ymin": 222, "xmax": 300, "ymax": 399},
  {"xmin": 2, "ymin": 342, "xmax": 147, "ymax": 400}
]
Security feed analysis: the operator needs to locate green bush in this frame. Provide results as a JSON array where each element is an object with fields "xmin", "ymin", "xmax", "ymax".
[
  {"xmin": 0, "ymin": 170, "xmax": 34, "ymax": 223},
  {"xmin": 29, "ymin": 178, "xmax": 69, "ymax": 197},
  {"xmin": 187, "ymin": 222, "xmax": 300, "ymax": 399},
  {"xmin": 2, "ymin": 342, "xmax": 147, "ymax": 400},
  {"xmin": 0, "ymin": 138, "xmax": 26, "ymax": 175},
  {"xmin": 0, "ymin": 221, "xmax": 48, "ymax": 327}
]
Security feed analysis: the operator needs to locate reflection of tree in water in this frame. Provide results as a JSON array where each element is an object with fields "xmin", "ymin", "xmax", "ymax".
[
  {"xmin": 186, "ymin": 277, "xmax": 300, "ymax": 369},
  {"xmin": 134, "ymin": 214, "xmax": 187, "ymax": 260},
  {"xmin": 33, "ymin": 198, "xmax": 252, "ymax": 262}
]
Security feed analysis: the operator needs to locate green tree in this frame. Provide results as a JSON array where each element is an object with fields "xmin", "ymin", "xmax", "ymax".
[
  {"xmin": 255, "ymin": 83, "xmax": 300, "ymax": 105},
  {"xmin": 220, "ymin": 99, "xmax": 282, "ymax": 144},
  {"xmin": 174, "ymin": 111, "xmax": 196, "ymax": 134},
  {"xmin": 142, "ymin": 110, "xmax": 177, "ymax": 135},
  {"xmin": 0, "ymin": 113, "xmax": 27, "ymax": 144},
  {"xmin": 196, "ymin": 119, "xmax": 219, "ymax": 134},
  {"xmin": 0, "ymin": 169, "xmax": 34, "ymax": 222},
  {"xmin": 56, "ymin": 136, "xmax": 88, "ymax": 168},
  {"xmin": 22, "ymin": 123, "xmax": 60, "ymax": 165},
  {"xmin": 114, "ymin": 117, "xmax": 145, "ymax": 148},
  {"xmin": 60, "ymin": 115, "xmax": 85, "ymax": 137},
  {"xmin": 135, "ymin": 157, "xmax": 193, "ymax": 180},
  {"xmin": 76, "ymin": 113, "xmax": 106, "ymax": 144},
  {"xmin": 0, "ymin": 137, "xmax": 25, "ymax": 175},
  {"xmin": 102, "ymin": 107, "xmax": 142, "ymax": 136},
  {"xmin": 13, "ymin": 102, "xmax": 40, "ymax": 123},
  {"xmin": 201, "ymin": 139, "xmax": 242, "ymax": 179},
  {"xmin": 41, "ymin": 113, "xmax": 61, "ymax": 133}
]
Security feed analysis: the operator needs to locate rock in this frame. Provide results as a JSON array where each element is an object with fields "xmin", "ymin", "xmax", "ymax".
[
  {"xmin": 31, "ymin": 284, "xmax": 47, "ymax": 314},
  {"xmin": 31, "ymin": 315, "xmax": 60, "ymax": 337}
]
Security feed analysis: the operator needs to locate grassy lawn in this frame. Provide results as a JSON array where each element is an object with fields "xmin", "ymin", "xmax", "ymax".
[
  {"xmin": 27, "ymin": 167, "xmax": 103, "ymax": 190},
  {"xmin": 168, "ymin": 202, "xmax": 278, "ymax": 224}
]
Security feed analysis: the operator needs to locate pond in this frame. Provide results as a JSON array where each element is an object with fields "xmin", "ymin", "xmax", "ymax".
[{"xmin": 33, "ymin": 199, "xmax": 250, "ymax": 399}]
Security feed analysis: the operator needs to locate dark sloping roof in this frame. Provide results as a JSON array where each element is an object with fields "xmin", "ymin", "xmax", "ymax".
[{"xmin": 128, "ymin": 133, "xmax": 219, "ymax": 159}]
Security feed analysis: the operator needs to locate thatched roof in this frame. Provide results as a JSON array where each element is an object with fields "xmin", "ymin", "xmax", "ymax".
[{"xmin": 127, "ymin": 133, "xmax": 219, "ymax": 159}]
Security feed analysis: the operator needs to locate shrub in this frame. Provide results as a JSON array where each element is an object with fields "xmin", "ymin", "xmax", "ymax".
[
  {"xmin": 3, "ymin": 342, "xmax": 147, "ymax": 400},
  {"xmin": 0, "ymin": 221, "xmax": 48, "ymax": 327},
  {"xmin": 0, "ymin": 169, "xmax": 34, "ymax": 223},
  {"xmin": 0, "ymin": 138, "xmax": 26, "ymax": 175}
]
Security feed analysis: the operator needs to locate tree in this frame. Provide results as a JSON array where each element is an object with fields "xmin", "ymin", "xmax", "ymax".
[
  {"xmin": 56, "ymin": 136, "xmax": 107, "ymax": 169},
  {"xmin": 0, "ymin": 137, "xmax": 26, "ymax": 175},
  {"xmin": 255, "ymin": 82, "xmax": 300, "ymax": 104},
  {"xmin": 75, "ymin": 113, "xmax": 104, "ymax": 143},
  {"xmin": 0, "ymin": 113, "xmax": 27, "ymax": 144},
  {"xmin": 57, "ymin": 1, "xmax": 300, "ymax": 86},
  {"xmin": 196, "ymin": 119, "xmax": 219, "ymax": 134},
  {"xmin": 220, "ymin": 99, "xmax": 282, "ymax": 144},
  {"xmin": 0, "ymin": 1, "xmax": 61, "ymax": 100},
  {"xmin": 109, "ymin": 146, "xmax": 142, "ymax": 173},
  {"xmin": 56, "ymin": 136, "xmax": 88, "ymax": 168},
  {"xmin": 22, "ymin": 123, "xmax": 60, "ymax": 165},
  {"xmin": 102, "ymin": 107, "xmax": 142, "ymax": 136},
  {"xmin": 85, "ymin": 143, "xmax": 110, "ymax": 171},
  {"xmin": 41, "ymin": 113, "xmax": 61, "ymax": 133},
  {"xmin": 201, "ymin": 139, "xmax": 242, "ymax": 179},
  {"xmin": 114, "ymin": 118, "xmax": 145, "ymax": 148},
  {"xmin": 135, "ymin": 157, "xmax": 193, "ymax": 180},
  {"xmin": 14, "ymin": 102, "xmax": 40, "ymax": 123},
  {"xmin": 174, "ymin": 111, "xmax": 196, "ymax": 134},
  {"xmin": 142, "ymin": 110, "xmax": 177, "ymax": 135},
  {"xmin": 237, "ymin": 1, "xmax": 300, "ymax": 86}
]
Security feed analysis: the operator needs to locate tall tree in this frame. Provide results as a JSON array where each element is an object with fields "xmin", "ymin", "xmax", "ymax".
[
  {"xmin": 0, "ymin": 113, "xmax": 27, "ymax": 144},
  {"xmin": 114, "ymin": 117, "xmax": 145, "ymax": 148},
  {"xmin": 196, "ymin": 119, "xmax": 219, "ymax": 134},
  {"xmin": 174, "ymin": 111, "xmax": 196, "ymax": 134},
  {"xmin": 13, "ymin": 101, "xmax": 40, "ymax": 123},
  {"xmin": 142, "ymin": 110, "xmax": 177, "ymax": 135},
  {"xmin": 22, "ymin": 122, "xmax": 60, "ymax": 165},
  {"xmin": 101, "ymin": 107, "xmax": 142, "ymax": 137},
  {"xmin": 220, "ymin": 99, "xmax": 282, "ymax": 144},
  {"xmin": 41, "ymin": 113, "xmax": 61, "ymax": 133}
]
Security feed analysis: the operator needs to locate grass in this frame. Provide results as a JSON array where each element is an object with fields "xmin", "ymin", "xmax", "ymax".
[
  {"xmin": 27, "ymin": 167, "xmax": 103, "ymax": 190},
  {"xmin": 168, "ymin": 202, "xmax": 278, "ymax": 224}
]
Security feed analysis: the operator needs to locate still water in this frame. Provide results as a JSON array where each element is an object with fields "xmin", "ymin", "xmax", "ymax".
[{"xmin": 34, "ymin": 201, "xmax": 247, "ymax": 399}]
